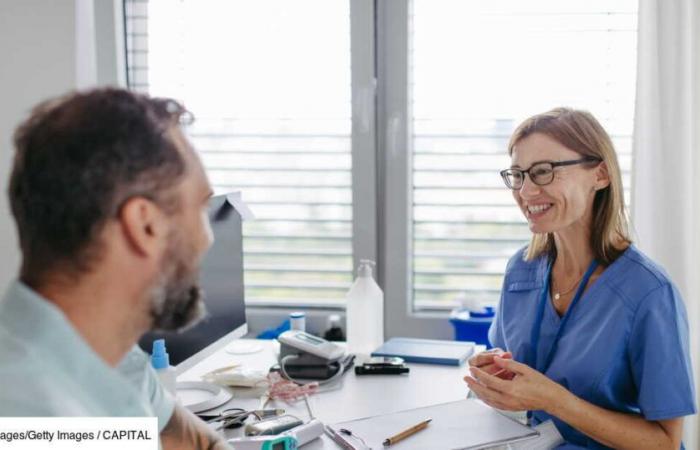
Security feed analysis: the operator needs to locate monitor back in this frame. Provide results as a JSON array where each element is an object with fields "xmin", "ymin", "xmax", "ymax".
[{"xmin": 139, "ymin": 194, "xmax": 247, "ymax": 369}]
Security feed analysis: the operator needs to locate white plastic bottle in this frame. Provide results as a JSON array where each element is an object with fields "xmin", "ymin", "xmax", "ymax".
[
  {"xmin": 289, "ymin": 311, "xmax": 306, "ymax": 332},
  {"xmin": 151, "ymin": 339, "xmax": 177, "ymax": 395},
  {"xmin": 346, "ymin": 260, "xmax": 384, "ymax": 356}
]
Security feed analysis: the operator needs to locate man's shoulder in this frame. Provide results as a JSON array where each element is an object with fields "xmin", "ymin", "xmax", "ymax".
[
  {"xmin": 0, "ymin": 326, "xmax": 35, "ymax": 369},
  {"xmin": 0, "ymin": 382, "xmax": 97, "ymax": 417},
  {"xmin": 0, "ymin": 328, "xmax": 98, "ymax": 416},
  {"xmin": 0, "ymin": 349, "xmax": 87, "ymax": 416}
]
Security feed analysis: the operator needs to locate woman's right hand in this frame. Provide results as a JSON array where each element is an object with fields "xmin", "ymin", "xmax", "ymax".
[{"xmin": 468, "ymin": 348, "xmax": 515, "ymax": 379}]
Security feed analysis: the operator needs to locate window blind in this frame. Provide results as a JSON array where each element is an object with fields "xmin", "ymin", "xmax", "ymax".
[
  {"xmin": 411, "ymin": 0, "xmax": 637, "ymax": 311},
  {"xmin": 125, "ymin": 0, "xmax": 354, "ymax": 307}
]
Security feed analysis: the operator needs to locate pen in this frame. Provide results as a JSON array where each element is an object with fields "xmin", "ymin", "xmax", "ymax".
[
  {"xmin": 355, "ymin": 365, "xmax": 410, "ymax": 375},
  {"xmin": 382, "ymin": 418, "xmax": 432, "ymax": 446}
]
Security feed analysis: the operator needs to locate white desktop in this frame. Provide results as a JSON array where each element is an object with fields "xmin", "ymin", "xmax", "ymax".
[{"xmin": 178, "ymin": 339, "xmax": 485, "ymax": 449}]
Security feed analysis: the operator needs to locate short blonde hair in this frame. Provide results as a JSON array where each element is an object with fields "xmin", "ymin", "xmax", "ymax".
[{"xmin": 508, "ymin": 108, "xmax": 631, "ymax": 265}]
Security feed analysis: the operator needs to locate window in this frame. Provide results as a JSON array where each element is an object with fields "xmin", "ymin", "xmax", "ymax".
[
  {"xmin": 409, "ymin": 0, "xmax": 637, "ymax": 311},
  {"xmin": 125, "ymin": 0, "xmax": 355, "ymax": 307},
  {"xmin": 125, "ymin": 1, "xmax": 638, "ymax": 331}
]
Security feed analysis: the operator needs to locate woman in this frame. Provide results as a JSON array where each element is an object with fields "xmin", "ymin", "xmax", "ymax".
[{"xmin": 464, "ymin": 108, "xmax": 696, "ymax": 449}]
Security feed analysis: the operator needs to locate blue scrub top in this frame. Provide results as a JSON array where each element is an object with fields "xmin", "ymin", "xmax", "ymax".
[{"xmin": 489, "ymin": 245, "xmax": 696, "ymax": 449}]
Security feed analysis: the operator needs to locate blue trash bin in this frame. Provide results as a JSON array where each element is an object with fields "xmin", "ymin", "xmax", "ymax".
[{"xmin": 449, "ymin": 306, "xmax": 495, "ymax": 348}]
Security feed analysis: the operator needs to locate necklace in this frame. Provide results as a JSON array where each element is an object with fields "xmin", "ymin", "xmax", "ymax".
[{"xmin": 551, "ymin": 271, "xmax": 585, "ymax": 301}]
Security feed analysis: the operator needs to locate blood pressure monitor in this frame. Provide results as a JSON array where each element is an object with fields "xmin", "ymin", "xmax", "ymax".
[{"xmin": 278, "ymin": 330, "xmax": 346, "ymax": 362}]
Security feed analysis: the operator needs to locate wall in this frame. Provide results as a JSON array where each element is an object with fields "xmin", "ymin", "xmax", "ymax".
[
  {"xmin": 0, "ymin": 0, "xmax": 122, "ymax": 291},
  {"xmin": 0, "ymin": 1, "xmax": 82, "ymax": 290}
]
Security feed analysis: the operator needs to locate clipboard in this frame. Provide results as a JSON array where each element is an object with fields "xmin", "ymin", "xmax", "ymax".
[{"xmin": 327, "ymin": 399, "xmax": 539, "ymax": 450}]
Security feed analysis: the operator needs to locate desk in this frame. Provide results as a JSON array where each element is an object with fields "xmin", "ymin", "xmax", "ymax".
[{"xmin": 178, "ymin": 339, "xmax": 484, "ymax": 449}]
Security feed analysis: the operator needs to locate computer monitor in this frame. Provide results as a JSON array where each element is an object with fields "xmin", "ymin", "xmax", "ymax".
[{"xmin": 139, "ymin": 193, "xmax": 247, "ymax": 374}]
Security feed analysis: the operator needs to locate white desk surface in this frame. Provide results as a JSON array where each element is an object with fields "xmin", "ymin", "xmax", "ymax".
[{"xmin": 178, "ymin": 339, "xmax": 485, "ymax": 449}]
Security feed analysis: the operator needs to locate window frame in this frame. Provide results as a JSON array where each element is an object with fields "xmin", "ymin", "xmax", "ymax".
[
  {"xmin": 378, "ymin": 0, "xmax": 450, "ymax": 337},
  {"xmin": 121, "ymin": 0, "xmax": 378, "ymax": 311}
]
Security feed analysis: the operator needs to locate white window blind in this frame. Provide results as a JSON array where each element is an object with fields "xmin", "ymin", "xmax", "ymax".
[
  {"xmin": 125, "ymin": 0, "xmax": 353, "ymax": 307},
  {"xmin": 411, "ymin": 0, "xmax": 637, "ymax": 311}
]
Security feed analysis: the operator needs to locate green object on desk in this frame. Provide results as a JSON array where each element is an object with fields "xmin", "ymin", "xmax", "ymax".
[{"xmin": 260, "ymin": 436, "xmax": 296, "ymax": 450}]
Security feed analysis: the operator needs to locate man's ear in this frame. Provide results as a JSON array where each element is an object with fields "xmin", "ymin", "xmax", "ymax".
[
  {"xmin": 118, "ymin": 197, "xmax": 168, "ymax": 257},
  {"xmin": 594, "ymin": 161, "xmax": 611, "ymax": 191}
]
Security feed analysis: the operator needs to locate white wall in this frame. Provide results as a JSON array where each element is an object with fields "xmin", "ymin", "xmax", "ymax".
[
  {"xmin": 0, "ymin": 0, "xmax": 120, "ymax": 291},
  {"xmin": 0, "ymin": 1, "xmax": 80, "ymax": 290}
]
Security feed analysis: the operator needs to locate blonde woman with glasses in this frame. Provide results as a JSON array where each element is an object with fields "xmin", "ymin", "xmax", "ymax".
[{"xmin": 464, "ymin": 108, "xmax": 696, "ymax": 449}]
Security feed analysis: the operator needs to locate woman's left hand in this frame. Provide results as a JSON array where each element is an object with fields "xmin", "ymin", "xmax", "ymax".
[{"xmin": 463, "ymin": 356, "xmax": 568, "ymax": 412}]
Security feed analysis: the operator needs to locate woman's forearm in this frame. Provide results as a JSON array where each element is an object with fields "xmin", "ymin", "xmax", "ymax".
[{"xmin": 547, "ymin": 390, "xmax": 681, "ymax": 450}]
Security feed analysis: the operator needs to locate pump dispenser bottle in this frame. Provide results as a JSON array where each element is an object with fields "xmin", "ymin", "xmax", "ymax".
[
  {"xmin": 346, "ymin": 259, "xmax": 384, "ymax": 356},
  {"xmin": 151, "ymin": 339, "xmax": 177, "ymax": 395}
]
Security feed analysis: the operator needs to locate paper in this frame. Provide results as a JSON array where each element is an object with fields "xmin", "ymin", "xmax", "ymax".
[
  {"xmin": 328, "ymin": 399, "xmax": 539, "ymax": 450},
  {"xmin": 225, "ymin": 192, "xmax": 255, "ymax": 220},
  {"xmin": 504, "ymin": 420, "xmax": 564, "ymax": 450}
]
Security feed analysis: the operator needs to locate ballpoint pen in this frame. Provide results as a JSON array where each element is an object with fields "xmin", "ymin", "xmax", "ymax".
[{"xmin": 382, "ymin": 418, "xmax": 432, "ymax": 446}]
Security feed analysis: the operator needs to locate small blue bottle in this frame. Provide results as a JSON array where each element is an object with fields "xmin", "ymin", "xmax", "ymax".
[{"xmin": 151, "ymin": 339, "xmax": 177, "ymax": 394}]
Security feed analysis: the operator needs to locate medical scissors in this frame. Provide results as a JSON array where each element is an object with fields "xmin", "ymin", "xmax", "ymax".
[{"xmin": 198, "ymin": 408, "xmax": 285, "ymax": 430}]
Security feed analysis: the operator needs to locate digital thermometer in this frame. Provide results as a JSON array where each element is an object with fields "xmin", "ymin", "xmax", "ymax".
[{"xmin": 228, "ymin": 419, "xmax": 325, "ymax": 449}]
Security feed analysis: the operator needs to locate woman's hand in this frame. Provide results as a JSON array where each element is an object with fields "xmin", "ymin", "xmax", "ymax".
[
  {"xmin": 464, "ymin": 356, "xmax": 568, "ymax": 412},
  {"xmin": 467, "ymin": 348, "xmax": 515, "ymax": 379}
]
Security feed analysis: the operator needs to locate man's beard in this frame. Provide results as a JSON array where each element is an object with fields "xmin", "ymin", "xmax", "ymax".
[{"xmin": 149, "ymin": 229, "xmax": 207, "ymax": 332}]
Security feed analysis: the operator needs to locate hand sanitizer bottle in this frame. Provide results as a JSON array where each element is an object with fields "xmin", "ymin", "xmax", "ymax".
[
  {"xmin": 151, "ymin": 339, "xmax": 177, "ymax": 395},
  {"xmin": 346, "ymin": 260, "xmax": 384, "ymax": 357}
]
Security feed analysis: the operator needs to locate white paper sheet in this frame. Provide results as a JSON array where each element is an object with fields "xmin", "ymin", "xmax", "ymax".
[{"xmin": 328, "ymin": 399, "xmax": 539, "ymax": 450}]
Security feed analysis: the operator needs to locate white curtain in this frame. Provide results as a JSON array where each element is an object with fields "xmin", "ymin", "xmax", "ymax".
[{"xmin": 632, "ymin": 0, "xmax": 700, "ymax": 446}]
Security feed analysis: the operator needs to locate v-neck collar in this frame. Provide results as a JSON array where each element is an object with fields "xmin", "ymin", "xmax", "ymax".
[{"xmin": 538, "ymin": 244, "xmax": 634, "ymax": 320}]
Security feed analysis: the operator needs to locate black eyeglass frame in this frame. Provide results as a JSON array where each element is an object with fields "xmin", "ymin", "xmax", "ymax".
[{"xmin": 499, "ymin": 156, "xmax": 602, "ymax": 190}]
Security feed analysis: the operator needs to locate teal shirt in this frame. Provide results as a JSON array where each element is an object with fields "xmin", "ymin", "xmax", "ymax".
[{"xmin": 0, "ymin": 281, "xmax": 175, "ymax": 430}]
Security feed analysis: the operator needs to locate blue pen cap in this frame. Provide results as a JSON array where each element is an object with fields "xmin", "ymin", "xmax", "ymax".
[{"xmin": 151, "ymin": 339, "xmax": 170, "ymax": 369}]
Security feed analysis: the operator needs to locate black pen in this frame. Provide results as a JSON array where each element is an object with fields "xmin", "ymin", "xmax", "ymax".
[{"xmin": 355, "ymin": 365, "xmax": 410, "ymax": 375}]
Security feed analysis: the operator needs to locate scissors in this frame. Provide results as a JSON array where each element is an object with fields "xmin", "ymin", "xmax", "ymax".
[{"xmin": 198, "ymin": 408, "xmax": 285, "ymax": 430}]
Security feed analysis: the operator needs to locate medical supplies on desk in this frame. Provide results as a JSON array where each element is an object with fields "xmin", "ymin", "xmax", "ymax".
[
  {"xmin": 202, "ymin": 364, "xmax": 269, "ymax": 387},
  {"xmin": 289, "ymin": 312, "xmax": 306, "ymax": 332},
  {"xmin": 323, "ymin": 314, "xmax": 345, "ymax": 341},
  {"xmin": 228, "ymin": 418, "xmax": 325, "ymax": 449},
  {"xmin": 346, "ymin": 260, "xmax": 383, "ymax": 356},
  {"xmin": 151, "ymin": 339, "xmax": 177, "ymax": 394}
]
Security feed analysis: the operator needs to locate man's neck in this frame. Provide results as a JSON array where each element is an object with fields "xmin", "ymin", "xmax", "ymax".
[{"xmin": 34, "ymin": 273, "xmax": 149, "ymax": 367}]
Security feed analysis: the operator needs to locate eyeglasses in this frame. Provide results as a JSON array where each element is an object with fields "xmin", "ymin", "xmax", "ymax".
[{"xmin": 499, "ymin": 157, "xmax": 601, "ymax": 190}]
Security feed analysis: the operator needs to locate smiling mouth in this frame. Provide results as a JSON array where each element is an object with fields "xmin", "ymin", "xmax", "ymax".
[{"xmin": 527, "ymin": 203, "xmax": 553, "ymax": 216}]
